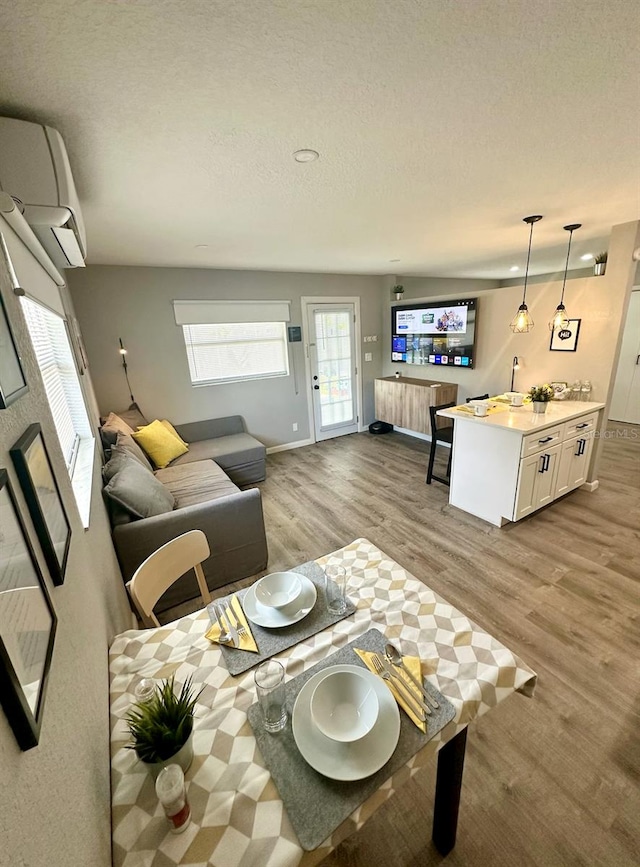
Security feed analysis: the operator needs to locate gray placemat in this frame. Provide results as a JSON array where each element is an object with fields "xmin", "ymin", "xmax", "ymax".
[
  {"xmin": 218, "ymin": 561, "xmax": 357, "ymax": 676},
  {"xmin": 247, "ymin": 627, "xmax": 456, "ymax": 851}
]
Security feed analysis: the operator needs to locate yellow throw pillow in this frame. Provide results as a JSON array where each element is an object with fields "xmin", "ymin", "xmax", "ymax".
[
  {"xmin": 159, "ymin": 419, "xmax": 188, "ymax": 448},
  {"xmin": 132, "ymin": 419, "xmax": 189, "ymax": 469}
]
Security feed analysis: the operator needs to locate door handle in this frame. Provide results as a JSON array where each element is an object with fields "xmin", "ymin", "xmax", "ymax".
[
  {"xmin": 314, "ymin": 385, "xmax": 319, "ymax": 390},
  {"xmin": 538, "ymin": 455, "xmax": 545, "ymax": 474},
  {"xmin": 313, "ymin": 375, "xmax": 318, "ymax": 381},
  {"xmin": 575, "ymin": 438, "xmax": 584, "ymax": 456}
]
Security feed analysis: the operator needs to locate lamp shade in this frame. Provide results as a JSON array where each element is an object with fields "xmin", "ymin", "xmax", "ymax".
[{"xmin": 510, "ymin": 215, "xmax": 542, "ymax": 334}]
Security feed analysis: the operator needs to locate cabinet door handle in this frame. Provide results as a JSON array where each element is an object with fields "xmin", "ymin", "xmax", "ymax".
[
  {"xmin": 538, "ymin": 436, "xmax": 553, "ymax": 444},
  {"xmin": 576, "ymin": 423, "xmax": 589, "ymax": 430},
  {"xmin": 545, "ymin": 453, "xmax": 551, "ymax": 472},
  {"xmin": 575, "ymin": 438, "xmax": 584, "ymax": 457},
  {"xmin": 538, "ymin": 455, "xmax": 545, "ymax": 473}
]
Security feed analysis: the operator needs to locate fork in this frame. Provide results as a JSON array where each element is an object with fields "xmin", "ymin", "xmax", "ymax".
[
  {"xmin": 225, "ymin": 597, "xmax": 247, "ymax": 638},
  {"xmin": 370, "ymin": 655, "xmax": 428, "ymax": 721}
]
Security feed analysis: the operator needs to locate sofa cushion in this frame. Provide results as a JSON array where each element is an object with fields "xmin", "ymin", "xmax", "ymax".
[
  {"xmin": 104, "ymin": 459, "xmax": 175, "ymax": 519},
  {"xmin": 103, "ymin": 448, "xmax": 153, "ymax": 483},
  {"xmin": 133, "ymin": 419, "xmax": 189, "ymax": 469},
  {"xmin": 168, "ymin": 433, "xmax": 265, "ymax": 471},
  {"xmin": 158, "ymin": 419, "xmax": 188, "ymax": 448},
  {"xmin": 154, "ymin": 460, "xmax": 239, "ymax": 509},
  {"xmin": 115, "ymin": 432, "xmax": 154, "ymax": 472}
]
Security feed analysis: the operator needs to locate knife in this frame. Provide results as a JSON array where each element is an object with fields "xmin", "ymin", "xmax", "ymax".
[
  {"xmin": 379, "ymin": 655, "xmax": 432, "ymax": 716},
  {"xmin": 221, "ymin": 602, "xmax": 239, "ymax": 648}
]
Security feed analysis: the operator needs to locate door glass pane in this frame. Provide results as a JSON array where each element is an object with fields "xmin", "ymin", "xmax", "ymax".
[{"xmin": 314, "ymin": 310, "xmax": 354, "ymax": 427}]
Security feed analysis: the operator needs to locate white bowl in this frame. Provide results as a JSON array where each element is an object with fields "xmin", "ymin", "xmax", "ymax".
[
  {"xmin": 310, "ymin": 669, "xmax": 379, "ymax": 743},
  {"xmin": 254, "ymin": 572, "xmax": 303, "ymax": 610}
]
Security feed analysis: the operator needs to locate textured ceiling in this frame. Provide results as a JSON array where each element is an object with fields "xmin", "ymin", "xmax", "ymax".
[{"xmin": 0, "ymin": 0, "xmax": 638, "ymax": 277}]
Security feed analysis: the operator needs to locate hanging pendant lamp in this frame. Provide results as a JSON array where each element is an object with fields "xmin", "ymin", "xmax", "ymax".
[
  {"xmin": 510, "ymin": 215, "xmax": 542, "ymax": 333},
  {"xmin": 549, "ymin": 223, "xmax": 581, "ymax": 331}
]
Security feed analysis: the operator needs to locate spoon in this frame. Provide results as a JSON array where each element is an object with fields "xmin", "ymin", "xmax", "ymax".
[{"xmin": 385, "ymin": 643, "xmax": 439, "ymax": 710}]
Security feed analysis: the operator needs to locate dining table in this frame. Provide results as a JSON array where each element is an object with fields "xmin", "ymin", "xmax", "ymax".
[{"xmin": 109, "ymin": 538, "xmax": 537, "ymax": 867}]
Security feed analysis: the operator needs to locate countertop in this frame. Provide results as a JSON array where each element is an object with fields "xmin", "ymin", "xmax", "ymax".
[{"xmin": 437, "ymin": 400, "xmax": 605, "ymax": 434}]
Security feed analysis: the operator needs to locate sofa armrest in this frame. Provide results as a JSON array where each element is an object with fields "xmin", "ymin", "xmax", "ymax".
[
  {"xmin": 112, "ymin": 488, "xmax": 267, "ymax": 588},
  {"xmin": 174, "ymin": 416, "xmax": 246, "ymax": 443}
]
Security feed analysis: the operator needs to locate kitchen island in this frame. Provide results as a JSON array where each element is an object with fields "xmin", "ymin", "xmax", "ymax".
[{"xmin": 437, "ymin": 400, "xmax": 606, "ymax": 526}]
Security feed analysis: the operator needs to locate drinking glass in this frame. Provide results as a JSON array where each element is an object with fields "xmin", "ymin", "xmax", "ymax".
[
  {"xmin": 155, "ymin": 764, "xmax": 191, "ymax": 834},
  {"xmin": 254, "ymin": 660, "xmax": 287, "ymax": 733},
  {"xmin": 324, "ymin": 565, "xmax": 347, "ymax": 615}
]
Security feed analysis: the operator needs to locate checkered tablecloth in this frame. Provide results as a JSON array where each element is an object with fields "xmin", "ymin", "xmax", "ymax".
[{"xmin": 109, "ymin": 538, "xmax": 537, "ymax": 867}]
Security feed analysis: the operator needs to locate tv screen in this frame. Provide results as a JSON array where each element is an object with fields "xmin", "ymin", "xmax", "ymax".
[{"xmin": 391, "ymin": 298, "xmax": 477, "ymax": 369}]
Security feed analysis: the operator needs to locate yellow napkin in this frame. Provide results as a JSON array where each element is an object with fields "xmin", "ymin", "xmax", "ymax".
[
  {"xmin": 452, "ymin": 403, "xmax": 509, "ymax": 416},
  {"xmin": 205, "ymin": 595, "xmax": 258, "ymax": 653},
  {"xmin": 354, "ymin": 648, "xmax": 427, "ymax": 732}
]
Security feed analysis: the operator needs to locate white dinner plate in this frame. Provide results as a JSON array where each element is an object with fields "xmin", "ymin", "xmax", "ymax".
[
  {"xmin": 243, "ymin": 573, "xmax": 317, "ymax": 628},
  {"xmin": 292, "ymin": 664, "xmax": 401, "ymax": 781}
]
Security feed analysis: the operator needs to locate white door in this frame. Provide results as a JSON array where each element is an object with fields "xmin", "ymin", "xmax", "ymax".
[
  {"xmin": 610, "ymin": 291, "xmax": 640, "ymax": 424},
  {"xmin": 307, "ymin": 304, "xmax": 359, "ymax": 442}
]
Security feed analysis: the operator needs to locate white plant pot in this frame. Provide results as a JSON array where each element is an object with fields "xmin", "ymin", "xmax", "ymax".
[
  {"xmin": 594, "ymin": 263, "xmax": 606, "ymax": 276},
  {"xmin": 532, "ymin": 401, "xmax": 548, "ymax": 414},
  {"xmin": 142, "ymin": 730, "xmax": 194, "ymax": 779},
  {"xmin": 394, "ymin": 293, "xmax": 404, "ymax": 301}
]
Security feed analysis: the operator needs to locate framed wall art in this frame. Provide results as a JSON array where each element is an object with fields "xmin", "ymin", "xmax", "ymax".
[
  {"xmin": 0, "ymin": 468, "xmax": 57, "ymax": 750},
  {"xmin": 0, "ymin": 290, "xmax": 28, "ymax": 409},
  {"xmin": 10, "ymin": 424, "xmax": 71, "ymax": 586},
  {"xmin": 550, "ymin": 319, "xmax": 581, "ymax": 352}
]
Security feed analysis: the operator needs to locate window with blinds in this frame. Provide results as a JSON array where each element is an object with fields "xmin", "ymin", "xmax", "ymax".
[
  {"xmin": 21, "ymin": 298, "xmax": 92, "ymax": 473},
  {"xmin": 182, "ymin": 321, "xmax": 289, "ymax": 385}
]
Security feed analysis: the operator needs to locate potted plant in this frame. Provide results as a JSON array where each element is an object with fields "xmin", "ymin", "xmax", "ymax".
[
  {"xmin": 528, "ymin": 383, "xmax": 554, "ymax": 414},
  {"xmin": 125, "ymin": 675, "xmax": 202, "ymax": 778},
  {"xmin": 392, "ymin": 284, "xmax": 404, "ymax": 301},
  {"xmin": 594, "ymin": 252, "xmax": 607, "ymax": 276}
]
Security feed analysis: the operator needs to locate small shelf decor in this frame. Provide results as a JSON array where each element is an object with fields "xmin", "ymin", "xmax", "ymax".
[
  {"xmin": 528, "ymin": 383, "xmax": 554, "ymax": 413},
  {"xmin": 593, "ymin": 252, "xmax": 607, "ymax": 276},
  {"xmin": 392, "ymin": 284, "xmax": 404, "ymax": 301}
]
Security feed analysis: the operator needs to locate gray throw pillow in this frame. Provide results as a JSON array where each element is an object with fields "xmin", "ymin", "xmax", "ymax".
[
  {"xmin": 115, "ymin": 432, "xmax": 154, "ymax": 472},
  {"xmin": 104, "ymin": 459, "xmax": 175, "ymax": 520},
  {"xmin": 103, "ymin": 448, "xmax": 152, "ymax": 483}
]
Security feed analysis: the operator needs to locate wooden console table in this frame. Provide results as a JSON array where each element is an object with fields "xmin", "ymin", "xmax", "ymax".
[{"xmin": 375, "ymin": 376, "xmax": 458, "ymax": 436}]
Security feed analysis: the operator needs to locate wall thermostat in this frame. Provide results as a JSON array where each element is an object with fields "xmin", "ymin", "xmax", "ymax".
[{"xmin": 288, "ymin": 326, "xmax": 302, "ymax": 342}]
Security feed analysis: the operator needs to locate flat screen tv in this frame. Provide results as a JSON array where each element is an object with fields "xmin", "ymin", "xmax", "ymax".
[{"xmin": 391, "ymin": 298, "xmax": 477, "ymax": 369}]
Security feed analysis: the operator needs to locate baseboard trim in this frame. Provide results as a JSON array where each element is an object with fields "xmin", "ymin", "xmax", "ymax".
[
  {"xmin": 581, "ymin": 480, "xmax": 599, "ymax": 492},
  {"xmin": 266, "ymin": 438, "xmax": 315, "ymax": 455},
  {"xmin": 394, "ymin": 425, "xmax": 446, "ymax": 446}
]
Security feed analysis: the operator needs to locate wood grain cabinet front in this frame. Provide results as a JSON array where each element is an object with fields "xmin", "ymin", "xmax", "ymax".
[{"xmin": 374, "ymin": 377, "xmax": 458, "ymax": 436}]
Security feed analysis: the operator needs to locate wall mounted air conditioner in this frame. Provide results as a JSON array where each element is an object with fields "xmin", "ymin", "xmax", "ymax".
[{"xmin": 0, "ymin": 117, "xmax": 87, "ymax": 269}]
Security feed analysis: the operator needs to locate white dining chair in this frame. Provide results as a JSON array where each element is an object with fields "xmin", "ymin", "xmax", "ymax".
[{"xmin": 126, "ymin": 530, "xmax": 212, "ymax": 627}]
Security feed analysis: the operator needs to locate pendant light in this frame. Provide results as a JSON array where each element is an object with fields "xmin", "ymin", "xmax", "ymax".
[
  {"xmin": 510, "ymin": 215, "xmax": 542, "ymax": 333},
  {"xmin": 549, "ymin": 223, "xmax": 581, "ymax": 331}
]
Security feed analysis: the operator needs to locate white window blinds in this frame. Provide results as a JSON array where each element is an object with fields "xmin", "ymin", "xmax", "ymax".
[
  {"xmin": 21, "ymin": 297, "xmax": 92, "ymax": 470},
  {"xmin": 182, "ymin": 321, "xmax": 289, "ymax": 385}
]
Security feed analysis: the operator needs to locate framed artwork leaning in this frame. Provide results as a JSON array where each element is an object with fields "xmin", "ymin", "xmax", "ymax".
[
  {"xmin": 0, "ymin": 289, "xmax": 28, "ymax": 409},
  {"xmin": 0, "ymin": 468, "xmax": 57, "ymax": 750},
  {"xmin": 10, "ymin": 424, "xmax": 71, "ymax": 586},
  {"xmin": 550, "ymin": 319, "xmax": 581, "ymax": 352}
]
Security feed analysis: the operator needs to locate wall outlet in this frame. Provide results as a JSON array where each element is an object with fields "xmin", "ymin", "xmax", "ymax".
[
  {"xmin": 292, "ymin": 422, "xmax": 298, "ymax": 432},
  {"xmin": 365, "ymin": 352, "xmax": 373, "ymax": 362}
]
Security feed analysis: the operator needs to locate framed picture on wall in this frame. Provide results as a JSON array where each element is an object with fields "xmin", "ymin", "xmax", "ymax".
[
  {"xmin": 0, "ymin": 468, "xmax": 57, "ymax": 751},
  {"xmin": 10, "ymin": 424, "xmax": 72, "ymax": 586},
  {"xmin": 550, "ymin": 318, "xmax": 581, "ymax": 352},
  {"xmin": 0, "ymin": 290, "xmax": 29, "ymax": 409}
]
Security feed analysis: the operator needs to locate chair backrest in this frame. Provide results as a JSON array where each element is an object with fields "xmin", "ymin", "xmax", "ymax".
[
  {"xmin": 126, "ymin": 530, "xmax": 212, "ymax": 627},
  {"xmin": 466, "ymin": 393, "xmax": 490, "ymax": 403},
  {"xmin": 429, "ymin": 401, "xmax": 457, "ymax": 434}
]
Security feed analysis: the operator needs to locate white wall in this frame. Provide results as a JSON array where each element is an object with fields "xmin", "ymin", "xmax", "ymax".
[
  {"xmin": 0, "ymin": 222, "xmax": 132, "ymax": 867},
  {"xmin": 68, "ymin": 266, "xmax": 384, "ymax": 446},
  {"xmin": 382, "ymin": 222, "xmax": 640, "ymax": 409}
]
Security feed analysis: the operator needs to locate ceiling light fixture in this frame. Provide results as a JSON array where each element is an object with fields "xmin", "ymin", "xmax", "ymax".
[
  {"xmin": 510, "ymin": 215, "xmax": 542, "ymax": 333},
  {"xmin": 195, "ymin": 244, "xmax": 209, "ymax": 249},
  {"xmin": 510, "ymin": 266, "xmax": 519, "ymax": 272},
  {"xmin": 580, "ymin": 253, "xmax": 593, "ymax": 261},
  {"xmin": 293, "ymin": 149, "xmax": 319, "ymax": 163},
  {"xmin": 549, "ymin": 223, "xmax": 581, "ymax": 331},
  {"xmin": 389, "ymin": 258, "xmax": 401, "ymax": 263}
]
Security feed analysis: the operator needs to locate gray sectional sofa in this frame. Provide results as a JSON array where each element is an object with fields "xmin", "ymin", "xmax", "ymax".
[{"xmin": 102, "ymin": 415, "xmax": 268, "ymax": 614}]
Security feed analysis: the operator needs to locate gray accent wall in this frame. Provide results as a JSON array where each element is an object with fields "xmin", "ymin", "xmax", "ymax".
[
  {"xmin": 0, "ymin": 248, "xmax": 132, "ymax": 866},
  {"xmin": 68, "ymin": 266, "xmax": 385, "ymax": 446}
]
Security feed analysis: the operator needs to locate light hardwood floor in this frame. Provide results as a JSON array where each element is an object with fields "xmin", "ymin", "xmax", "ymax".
[{"xmin": 170, "ymin": 424, "xmax": 640, "ymax": 866}]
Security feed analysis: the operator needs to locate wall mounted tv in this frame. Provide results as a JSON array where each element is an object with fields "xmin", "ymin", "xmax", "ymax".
[{"xmin": 391, "ymin": 298, "xmax": 477, "ymax": 369}]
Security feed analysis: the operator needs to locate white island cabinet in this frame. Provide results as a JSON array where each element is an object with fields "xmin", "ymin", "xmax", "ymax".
[{"xmin": 437, "ymin": 401, "xmax": 605, "ymax": 527}]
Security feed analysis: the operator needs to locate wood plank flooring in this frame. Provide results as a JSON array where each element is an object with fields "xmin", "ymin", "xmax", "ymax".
[{"xmin": 168, "ymin": 424, "xmax": 640, "ymax": 866}]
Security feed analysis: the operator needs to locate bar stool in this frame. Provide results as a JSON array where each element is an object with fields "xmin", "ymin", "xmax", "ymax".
[
  {"xmin": 426, "ymin": 401, "xmax": 456, "ymax": 485},
  {"xmin": 466, "ymin": 393, "xmax": 490, "ymax": 403}
]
